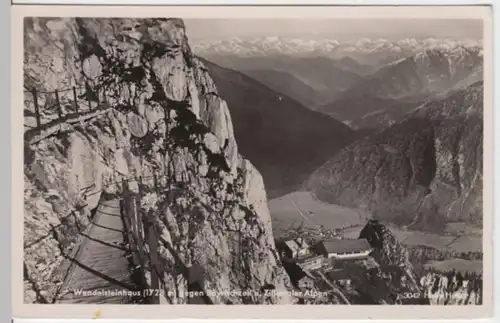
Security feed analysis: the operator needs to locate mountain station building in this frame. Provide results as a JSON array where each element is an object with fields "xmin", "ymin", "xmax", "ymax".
[{"xmin": 313, "ymin": 238, "xmax": 372, "ymax": 260}]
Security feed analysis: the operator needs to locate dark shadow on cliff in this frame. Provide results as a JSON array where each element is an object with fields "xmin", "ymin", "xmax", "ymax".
[{"xmin": 199, "ymin": 57, "xmax": 360, "ymax": 199}]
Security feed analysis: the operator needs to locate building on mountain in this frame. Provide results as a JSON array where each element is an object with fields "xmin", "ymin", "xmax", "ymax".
[
  {"xmin": 276, "ymin": 237, "xmax": 326, "ymax": 270},
  {"xmin": 276, "ymin": 237, "xmax": 311, "ymax": 261},
  {"xmin": 313, "ymin": 238, "xmax": 372, "ymax": 260},
  {"xmin": 297, "ymin": 253, "xmax": 324, "ymax": 271},
  {"xmin": 326, "ymin": 269, "xmax": 352, "ymax": 287}
]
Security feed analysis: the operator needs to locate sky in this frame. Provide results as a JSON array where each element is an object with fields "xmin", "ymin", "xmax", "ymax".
[{"xmin": 184, "ymin": 19, "xmax": 483, "ymax": 42}]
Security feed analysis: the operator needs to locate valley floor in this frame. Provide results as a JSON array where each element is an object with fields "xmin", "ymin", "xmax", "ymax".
[{"xmin": 269, "ymin": 191, "xmax": 483, "ymax": 275}]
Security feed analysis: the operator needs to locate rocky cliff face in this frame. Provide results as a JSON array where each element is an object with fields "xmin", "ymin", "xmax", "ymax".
[
  {"xmin": 23, "ymin": 17, "xmax": 292, "ymax": 304},
  {"xmin": 306, "ymin": 82, "xmax": 483, "ymax": 232}
]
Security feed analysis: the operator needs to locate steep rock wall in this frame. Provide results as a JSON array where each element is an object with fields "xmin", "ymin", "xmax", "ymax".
[
  {"xmin": 359, "ymin": 220, "xmax": 420, "ymax": 292},
  {"xmin": 23, "ymin": 17, "xmax": 292, "ymax": 304}
]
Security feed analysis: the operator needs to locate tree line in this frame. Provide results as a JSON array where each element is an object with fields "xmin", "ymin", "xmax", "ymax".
[{"xmin": 406, "ymin": 244, "xmax": 482, "ymax": 263}]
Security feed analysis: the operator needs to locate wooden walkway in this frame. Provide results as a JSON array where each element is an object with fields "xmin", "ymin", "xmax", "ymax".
[{"xmin": 56, "ymin": 199, "xmax": 141, "ymax": 304}]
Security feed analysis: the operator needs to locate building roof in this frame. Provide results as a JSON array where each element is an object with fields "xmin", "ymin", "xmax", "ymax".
[
  {"xmin": 320, "ymin": 238, "xmax": 371, "ymax": 254},
  {"xmin": 298, "ymin": 253, "xmax": 323, "ymax": 263},
  {"xmin": 326, "ymin": 269, "xmax": 351, "ymax": 281},
  {"xmin": 284, "ymin": 238, "xmax": 310, "ymax": 254}
]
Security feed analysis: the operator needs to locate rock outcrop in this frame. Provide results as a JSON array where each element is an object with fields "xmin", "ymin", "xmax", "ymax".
[
  {"xmin": 359, "ymin": 220, "xmax": 420, "ymax": 292},
  {"xmin": 306, "ymin": 82, "xmax": 483, "ymax": 232},
  {"xmin": 23, "ymin": 17, "xmax": 292, "ymax": 304}
]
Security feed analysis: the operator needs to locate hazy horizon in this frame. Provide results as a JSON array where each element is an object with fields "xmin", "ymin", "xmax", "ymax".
[{"xmin": 184, "ymin": 18, "xmax": 483, "ymax": 42}]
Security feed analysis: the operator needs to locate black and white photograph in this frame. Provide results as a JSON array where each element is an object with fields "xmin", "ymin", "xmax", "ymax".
[{"xmin": 18, "ymin": 6, "xmax": 491, "ymax": 313}]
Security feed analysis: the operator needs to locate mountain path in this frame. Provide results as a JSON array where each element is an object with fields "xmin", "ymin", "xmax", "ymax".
[{"xmin": 55, "ymin": 199, "xmax": 140, "ymax": 304}]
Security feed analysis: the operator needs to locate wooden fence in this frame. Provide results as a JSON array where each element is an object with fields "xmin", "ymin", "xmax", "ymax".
[{"xmin": 24, "ymin": 84, "xmax": 109, "ymax": 130}]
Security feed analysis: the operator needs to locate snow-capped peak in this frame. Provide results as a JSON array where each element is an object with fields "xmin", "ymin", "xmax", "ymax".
[{"xmin": 191, "ymin": 36, "xmax": 482, "ymax": 59}]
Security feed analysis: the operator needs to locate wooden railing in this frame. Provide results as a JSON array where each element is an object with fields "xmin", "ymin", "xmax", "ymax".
[
  {"xmin": 121, "ymin": 175, "xmax": 162, "ymax": 304},
  {"xmin": 24, "ymin": 84, "xmax": 109, "ymax": 131},
  {"xmin": 120, "ymin": 172, "xmax": 189, "ymax": 304}
]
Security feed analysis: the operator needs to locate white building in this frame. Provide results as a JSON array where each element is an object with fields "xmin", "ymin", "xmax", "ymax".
[
  {"xmin": 283, "ymin": 237, "xmax": 311, "ymax": 259},
  {"xmin": 313, "ymin": 238, "xmax": 372, "ymax": 260}
]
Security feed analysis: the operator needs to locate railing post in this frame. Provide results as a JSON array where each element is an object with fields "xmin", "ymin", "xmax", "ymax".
[
  {"xmin": 127, "ymin": 179, "xmax": 139, "ymax": 250},
  {"xmin": 97, "ymin": 87, "xmax": 100, "ymax": 104},
  {"xmin": 137, "ymin": 176, "xmax": 144, "ymax": 241},
  {"xmin": 136, "ymin": 174, "xmax": 160, "ymax": 304},
  {"xmin": 128, "ymin": 84, "xmax": 132, "ymax": 106},
  {"xmin": 102, "ymin": 86, "xmax": 107, "ymax": 103},
  {"xmin": 148, "ymin": 211, "xmax": 160, "ymax": 304},
  {"xmin": 121, "ymin": 178, "xmax": 130, "ymax": 228},
  {"xmin": 133, "ymin": 195, "xmax": 146, "ymax": 259},
  {"xmin": 153, "ymin": 171, "xmax": 158, "ymax": 193},
  {"xmin": 86, "ymin": 83, "xmax": 92, "ymax": 111},
  {"xmin": 131, "ymin": 194, "xmax": 137, "ymax": 244},
  {"xmin": 31, "ymin": 87, "xmax": 41, "ymax": 128},
  {"xmin": 54, "ymin": 89, "xmax": 63, "ymax": 120},
  {"xmin": 72, "ymin": 86, "xmax": 79, "ymax": 114}
]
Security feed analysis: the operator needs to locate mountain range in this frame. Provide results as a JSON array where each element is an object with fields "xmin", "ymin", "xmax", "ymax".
[
  {"xmin": 319, "ymin": 45, "xmax": 483, "ymax": 129},
  {"xmin": 197, "ymin": 42, "xmax": 483, "ymax": 131},
  {"xmin": 192, "ymin": 36, "xmax": 482, "ymax": 66},
  {"xmin": 201, "ymin": 54, "xmax": 364, "ymax": 108}
]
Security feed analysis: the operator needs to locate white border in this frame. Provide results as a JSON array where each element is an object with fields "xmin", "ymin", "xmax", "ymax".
[{"xmin": 9, "ymin": 0, "xmax": 496, "ymax": 5}]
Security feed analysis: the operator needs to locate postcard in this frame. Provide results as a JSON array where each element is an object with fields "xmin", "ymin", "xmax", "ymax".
[{"xmin": 11, "ymin": 3, "xmax": 493, "ymax": 319}]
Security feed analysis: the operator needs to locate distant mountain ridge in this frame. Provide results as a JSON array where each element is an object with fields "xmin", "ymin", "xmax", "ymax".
[
  {"xmin": 334, "ymin": 56, "xmax": 376, "ymax": 75},
  {"xmin": 199, "ymin": 54, "xmax": 363, "ymax": 108},
  {"xmin": 240, "ymin": 69, "xmax": 320, "ymax": 107},
  {"xmin": 320, "ymin": 46, "xmax": 483, "ymax": 129},
  {"xmin": 192, "ymin": 36, "xmax": 482, "ymax": 66}
]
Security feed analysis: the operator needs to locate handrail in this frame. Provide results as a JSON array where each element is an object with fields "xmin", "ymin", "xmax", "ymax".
[
  {"xmin": 24, "ymin": 85, "xmax": 87, "ymax": 95},
  {"xmin": 24, "ymin": 172, "xmax": 174, "ymax": 248},
  {"xmin": 24, "ymin": 84, "xmax": 108, "ymax": 131},
  {"xmin": 83, "ymin": 173, "xmax": 179, "ymax": 198}
]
